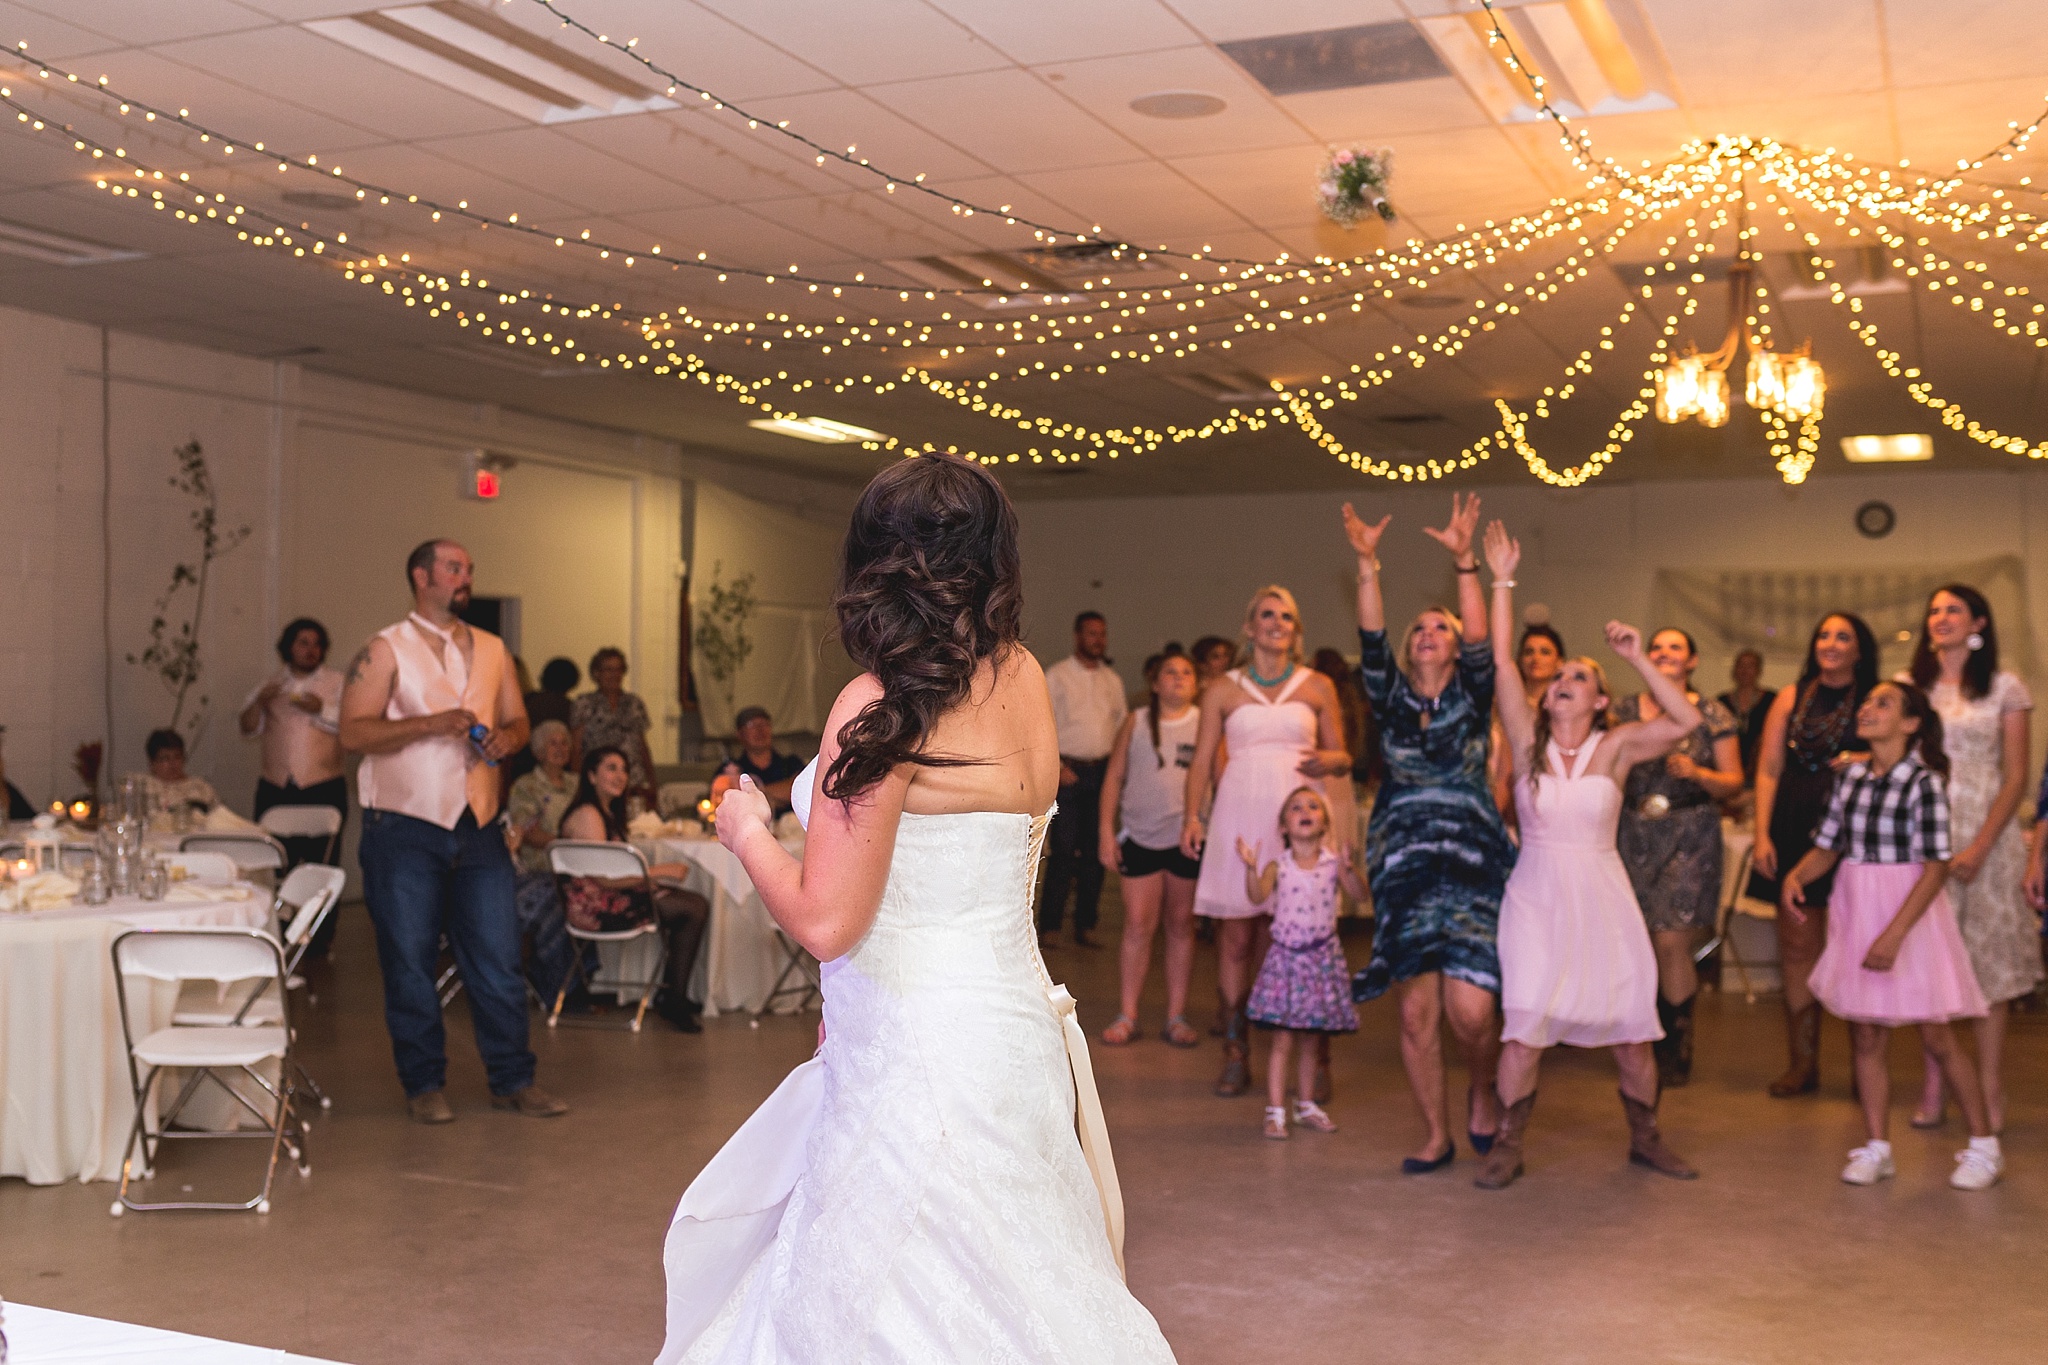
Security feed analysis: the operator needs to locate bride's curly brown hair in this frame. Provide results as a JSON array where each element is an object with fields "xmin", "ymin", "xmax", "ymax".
[{"xmin": 822, "ymin": 454, "xmax": 1023, "ymax": 801}]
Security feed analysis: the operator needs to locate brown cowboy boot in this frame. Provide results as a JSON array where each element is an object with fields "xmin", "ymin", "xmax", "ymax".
[
  {"xmin": 1214, "ymin": 1007, "xmax": 1252, "ymax": 1097},
  {"xmin": 1621, "ymin": 1088, "xmax": 1698, "ymax": 1179},
  {"xmin": 1768, "ymin": 1002, "xmax": 1821, "ymax": 1098},
  {"xmin": 1474, "ymin": 1091, "xmax": 1536, "ymax": 1190}
]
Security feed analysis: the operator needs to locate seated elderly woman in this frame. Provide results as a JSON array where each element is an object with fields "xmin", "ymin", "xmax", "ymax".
[
  {"xmin": 135, "ymin": 728, "xmax": 220, "ymax": 817},
  {"xmin": 559, "ymin": 745, "xmax": 710, "ymax": 1032},
  {"xmin": 507, "ymin": 720, "xmax": 581, "ymax": 1006}
]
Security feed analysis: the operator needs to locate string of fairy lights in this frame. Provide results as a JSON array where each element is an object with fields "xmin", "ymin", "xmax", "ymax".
[{"xmin": 6, "ymin": 25, "xmax": 2048, "ymax": 482}]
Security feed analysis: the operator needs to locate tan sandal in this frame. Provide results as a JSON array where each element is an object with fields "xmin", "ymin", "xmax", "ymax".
[
  {"xmin": 1293, "ymin": 1100, "xmax": 1338, "ymax": 1133},
  {"xmin": 1100, "ymin": 1015, "xmax": 1140, "ymax": 1046},
  {"xmin": 1163, "ymin": 1015, "xmax": 1200, "ymax": 1048}
]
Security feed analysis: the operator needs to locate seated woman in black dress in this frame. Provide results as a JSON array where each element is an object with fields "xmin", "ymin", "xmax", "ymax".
[{"xmin": 559, "ymin": 746, "xmax": 710, "ymax": 1032}]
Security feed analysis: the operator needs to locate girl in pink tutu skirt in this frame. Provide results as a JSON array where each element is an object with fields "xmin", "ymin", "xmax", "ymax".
[
  {"xmin": 1781, "ymin": 680, "xmax": 2002, "ymax": 1190},
  {"xmin": 1238, "ymin": 786, "xmax": 1366, "ymax": 1140}
]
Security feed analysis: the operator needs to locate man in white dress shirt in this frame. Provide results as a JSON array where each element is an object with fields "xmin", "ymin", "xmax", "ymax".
[
  {"xmin": 340, "ymin": 539, "xmax": 564, "ymax": 1125},
  {"xmin": 1039, "ymin": 611, "xmax": 1126, "ymax": 949}
]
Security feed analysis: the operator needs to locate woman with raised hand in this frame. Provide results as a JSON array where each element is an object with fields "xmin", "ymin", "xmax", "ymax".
[
  {"xmin": 1613, "ymin": 629, "xmax": 1744, "ymax": 1087},
  {"xmin": 1904, "ymin": 585, "xmax": 2036, "ymax": 1133},
  {"xmin": 1183, "ymin": 587, "xmax": 1353, "ymax": 1099},
  {"xmin": 1341, "ymin": 492, "xmax": 1514, "ymax": 1174},
  {"xmin": 1477, "ymin": 521, "xmax": 1699, "ymax": 1190},
  {"xmin": 1747, "ymin": 612, "xmax": 1881, "ymax": 1098}
]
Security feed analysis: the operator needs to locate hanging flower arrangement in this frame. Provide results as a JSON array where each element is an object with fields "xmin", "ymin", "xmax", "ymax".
[{"xmin": 1316, "ymin": 147, "xmax": 1396, "ymax": 227}]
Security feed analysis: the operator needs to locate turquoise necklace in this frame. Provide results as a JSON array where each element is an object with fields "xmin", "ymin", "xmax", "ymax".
[{"xmin": 1245, "ymin": 658, "xmax": 1295, "ymax": 689}]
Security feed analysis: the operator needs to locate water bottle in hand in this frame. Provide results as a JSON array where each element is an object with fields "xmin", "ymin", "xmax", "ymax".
[{"xmin": 468, "ymin": 723, "xmax": 498, "ymax": 768}]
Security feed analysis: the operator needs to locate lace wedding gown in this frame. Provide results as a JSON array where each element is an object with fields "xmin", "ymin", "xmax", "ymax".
[{"xmin": 656, "ymin": 759, "xmax": 1176, "ymax": 1365}]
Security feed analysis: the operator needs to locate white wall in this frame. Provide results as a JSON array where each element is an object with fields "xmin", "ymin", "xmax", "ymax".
[
  {"xmin": 0, "ymin": 303, "xmax": 851, "ymax": 826},
  {"xmin": 1016, "ymin": 470, "xmax": 2048, "ymax": 772}
]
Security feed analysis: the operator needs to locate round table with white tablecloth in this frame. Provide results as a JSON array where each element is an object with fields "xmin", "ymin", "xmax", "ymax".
[
  {"xmin": 632, "ymin": 828, "xmax": 807, "ymax": 1017},
  {"xmin": 0, "ymin": 884, "xmax": 269, "ymax": 1185}
]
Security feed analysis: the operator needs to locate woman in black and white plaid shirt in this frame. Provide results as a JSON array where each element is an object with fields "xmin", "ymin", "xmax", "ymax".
[{"xmin": 1781, "ymin": 681, "xmax": 2003, "ymax": 1191}]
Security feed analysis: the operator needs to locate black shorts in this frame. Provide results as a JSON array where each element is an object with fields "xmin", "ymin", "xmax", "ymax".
[{"xmin": 1118, "ymin": 838, "xmax": 1199, "ymax": 881}]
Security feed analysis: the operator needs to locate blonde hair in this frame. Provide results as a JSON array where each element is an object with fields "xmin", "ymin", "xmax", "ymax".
[
  {"xmin": 1529, "ymin": 656, "xmax": 1614, "ymax": 787},
  {"xmin": 1242, "ymin": 585, "xmax": 1305, "ymax": 666},
  {"xmin": 1277, "ymin": 784, "xmax": 1332, "ymax": 849},
  {"xmin": 1399, "ymin": 605, "xmax": 1464, "ymax": 680}
]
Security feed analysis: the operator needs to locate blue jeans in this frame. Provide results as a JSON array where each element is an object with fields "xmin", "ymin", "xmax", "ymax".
[{"xmin": 359, "ymin": 807, "xmax": 535, "ymax": 1098}]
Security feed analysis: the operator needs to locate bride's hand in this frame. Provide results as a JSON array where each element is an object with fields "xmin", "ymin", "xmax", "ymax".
[
  {"xmin": 715, "ymin": 775, "xmax": 773, "ymax": 853},
  {"xmin": 1340, "ymin": 502, "xmax": 1391, "ymax": 559},
  {"xmin": 1483, "ymin": 520, "xmax": 1519, "ymax": 579}
]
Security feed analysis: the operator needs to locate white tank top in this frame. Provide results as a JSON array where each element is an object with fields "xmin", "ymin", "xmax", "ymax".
[
  {"xmin": 1118, "ymin": 707, "xmax": 1198, "ymax": 849},
  {"xmin": 357, "ymin": 613, "xmax": 512, "ymax": 829}
]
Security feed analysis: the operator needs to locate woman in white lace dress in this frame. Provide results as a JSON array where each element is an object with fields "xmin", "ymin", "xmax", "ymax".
[
  {"xmin": 658, "ymin": 454, "xmax": 1176, "ymax": 1365},
  {"xmin": 1905, "ymin": 585, "xmax": 2036, "ymax": 1133}
]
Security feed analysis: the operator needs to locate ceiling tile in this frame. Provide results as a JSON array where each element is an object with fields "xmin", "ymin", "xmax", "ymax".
[
  {"xmin": 697, "ymin": 0, "xmax": 1006, "ymax": 87},
  {"xmin": 1644, "ymin": 0, "xmax": 1886, "ymax": 103},
  {"xmin": 1281, "ymin": 76, "xmax": 1488, "ymax": 142},
  {"xmin": 1881, "ymin": 0, "xmax": 2048, "ymax": 87},
  {"xmin": 1165, "ymin": 0, "xmax": 1411, "ymax": 46},
  {"xmin": 1016, "ymin": 160, "xmax": 1251, "ymax": 242},
  {"xmin": 864, "ymin": 68, "xmax": 1143, "ymax": 173},
  {"xmin": 416, "ymin": 126, "xmax": 713, "ymax": 217},
  {"xmin": 501, "ymin": 0, "xmax": 841, "ymax": 104},
  {"xmin": 930, "ymin": 0, "xmax": 1199, "ymax": 64},
  {"xmin": 12, "ymin": 0, "xmax": 271, "ymax": 49},
  {"xmin": 1035, "ymin": 45, "xmax": 1310, "ymax": 159}
]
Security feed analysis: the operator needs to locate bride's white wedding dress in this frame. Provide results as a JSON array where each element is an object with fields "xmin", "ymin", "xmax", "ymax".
[{"xmin": 656, "ymin": 760, "xmax": 1177, "ymax": 1364}]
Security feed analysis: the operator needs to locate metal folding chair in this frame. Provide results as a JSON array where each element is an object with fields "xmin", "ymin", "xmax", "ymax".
[
  {"xmin": 110, "ymin": 927, "xmax": 307, "ymax": 1215},
  {"xmin": 1698, "ymin": 843, "xmax": 1774, "ymax": 1002},
  {"xmin": 756, "ymin": 928, "xmax": 821, "ymax": 1020},
  {"xmin": 547, "ymin": 840, "xmax": 670, "ymax": 1033},
  {"xmin": 172, "ymin": 865, "xmax": 345, "ymax": 1110},
  {"xmin": 256, "ymin": 804, "xmax": 343, "ymax": 865},
  {"xmin": 180, "ymin": 833, "xmax": 287, "ymax": 878}
]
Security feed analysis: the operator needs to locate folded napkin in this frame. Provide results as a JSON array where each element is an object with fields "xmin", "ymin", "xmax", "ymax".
[
  {"xmin": 202, "ymin": 805, "xmax": 265, "ymax": 835},
  {"xmin": 1, "ymin": 871, "xmax": 81, "ymax": 911},
  {"xmin": 166, "ymin": 882, "xmax": 254, "ymax": 903}
]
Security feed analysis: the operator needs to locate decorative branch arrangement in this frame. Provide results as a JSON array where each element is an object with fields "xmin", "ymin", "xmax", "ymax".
[
  {"xmin": 127, "ymin": 439, "xmax": 249, "ymax": 735},
  {"xmin": 692, "ymin": 562, "xmax": 758, "ymax": 724},
  {"xmin": 1316, "ymin": 148, "xmax": 1396, "ymax": 228}
]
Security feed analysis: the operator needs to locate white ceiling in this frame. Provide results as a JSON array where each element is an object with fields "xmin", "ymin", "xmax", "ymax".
[{"xmin": 1, "ymin": 0, "xmax": 2045, "ymax": 496}]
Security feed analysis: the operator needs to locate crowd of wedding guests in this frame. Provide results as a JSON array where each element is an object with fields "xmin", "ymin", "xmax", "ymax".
[{"xmin": 1040, "ymin": 496, "xmax": 2041, "ymax": 1193}]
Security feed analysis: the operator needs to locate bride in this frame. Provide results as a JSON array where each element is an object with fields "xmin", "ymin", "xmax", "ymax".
[{"xmin": 657, "ymin": 454, "xmax": 1177, "ymax": 1363}]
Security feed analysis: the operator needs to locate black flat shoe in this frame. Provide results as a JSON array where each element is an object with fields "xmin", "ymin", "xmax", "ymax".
[
  {"xmin": 1468, "ymin": 1129, "xmax": 1497, "ymax": 1155},
  {"xmin": 1401, "ymin": 1145, "xmax": 1455, "ymax": 1175}
]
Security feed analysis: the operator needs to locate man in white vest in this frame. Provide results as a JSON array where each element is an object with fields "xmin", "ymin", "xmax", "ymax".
[{"xmin": 340, "ymin": 539, "xmax": 567, "ymax": 1124}]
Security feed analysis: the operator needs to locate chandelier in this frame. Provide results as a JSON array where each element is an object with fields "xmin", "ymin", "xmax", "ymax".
[{"xmin": 1655, "ymin": 253, "xmax": 1824, "ymax": 430}]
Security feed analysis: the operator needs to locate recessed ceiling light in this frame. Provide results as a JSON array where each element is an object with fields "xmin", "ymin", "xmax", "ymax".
[
  {"xmin": 1129, "ymin": 90, "xmax": 1227, "ymax": 119},
  {"xmin": 748, "ymin": 416, "xmax": 883, "ymax": 444},
  {"xmin": 0, "ymin": 218, "xmax": 147, "ymax": 266},
  {"xmin": 1840, "ymin": 433, "xmax": 1933, "ymax": 463}
]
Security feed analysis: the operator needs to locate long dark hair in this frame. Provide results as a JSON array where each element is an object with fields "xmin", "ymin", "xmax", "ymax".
[
  {"xmin": 1885, "ymin": 681, "xmax": 1951, "ymax": 778},
  {"xmin": 562, "ymin": 745, "xmax": 630, "ymax": 841},
  {"xmin": 1795, "ymin": 612, "xmax": 1880, "ymax": 699},
  {"xmin": 1144, "ymin": 646, "xmax": 1194, "ymax": 766},
  {"xmin": 1908, "ymin": 583, "xmax": 1997, "ymax": 701},
  {"xmin": 823, "ymin": 455, "xmax": 1023, "ymax": 801}
]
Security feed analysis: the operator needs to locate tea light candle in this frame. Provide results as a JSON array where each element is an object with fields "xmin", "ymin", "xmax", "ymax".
[
  {"xmin": 48, "ymin": 800, "xmax": 64, "ymax": 818},
  {"xmin": 69, "ymin": 800, "xmax": 91, "ymax": 821},
  {"xmin": 10, "ymin": 858, "xmax": 30, "ymax": 879}
]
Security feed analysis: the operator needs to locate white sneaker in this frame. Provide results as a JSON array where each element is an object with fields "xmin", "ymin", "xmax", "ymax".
[
  {"xmin": 1840, "ymin": 1142, "xmax": 1895, "ymax": 1186},
  {"xmin": 1950, "ymin": 1145, "xmax": 2004, "ymax": 1191}
]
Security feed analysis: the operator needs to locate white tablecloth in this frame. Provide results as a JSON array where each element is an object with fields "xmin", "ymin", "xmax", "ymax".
[
  {"xmin": 2, "ymin": 1302, "xmax": 348, "ymax": 1363},
  {"xmin": 0, "ymin": 887, "xmax": 269, "ymax": 1185},
  {"xmin": 636, "ymin": 831, "xmax": 808, "ymax": 1018}
]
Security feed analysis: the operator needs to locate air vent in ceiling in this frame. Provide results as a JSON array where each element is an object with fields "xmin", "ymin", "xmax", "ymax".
[
  {"xmin": 1219, "ymin": 21, "xmax": 1449, "ymax": 96},
  {"xmin": 1164, "ymin": 368, "xmax": 1277, "ymax": 404},
  {"xmin": 307, "ymin": 3, "xmax": 673, "ymax": 124},
  {"xmin": 0, "ymin": 218, "xmax": 147, "ymax": 266},
  {"xmin": 282, "ymin": 191, "xmax": 362, "ymax": 211}
]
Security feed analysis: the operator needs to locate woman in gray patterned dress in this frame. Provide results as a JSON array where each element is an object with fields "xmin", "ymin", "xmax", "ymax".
[{"xmin": 1612, "ymin": 629, "xmax": 1743, "ymax": 1086}]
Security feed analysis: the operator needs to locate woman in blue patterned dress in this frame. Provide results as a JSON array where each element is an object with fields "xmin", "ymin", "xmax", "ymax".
[{"xmin": 1341, "ymin": 494, "xmax": 1515, "ymax": 1173}]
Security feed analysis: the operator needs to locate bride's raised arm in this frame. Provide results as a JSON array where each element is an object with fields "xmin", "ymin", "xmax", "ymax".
[
  {"xmin": 716, "ymin": 673, "xmax": 908, "ymax": 962},
  {"xmin": 1484, "ymin": 520, "xmax": 1536, "ymax": 779}
]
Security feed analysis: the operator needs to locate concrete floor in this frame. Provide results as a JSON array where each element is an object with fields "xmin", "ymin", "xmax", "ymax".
[{"xmin": 4, "ymin": 893, "xmax": 2043, "ymax": 1365}]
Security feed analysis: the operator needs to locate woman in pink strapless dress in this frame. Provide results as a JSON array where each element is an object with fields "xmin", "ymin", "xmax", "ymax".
[
  {"xmin": 1183, "ymin": 586, "xmax": 1354, "ymax": 1099},
  {"xmin": 1477, "ymin": 521, "xmax": 1702, "ymax": 1190}
]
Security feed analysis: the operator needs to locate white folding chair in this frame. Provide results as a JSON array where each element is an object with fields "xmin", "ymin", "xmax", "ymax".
[
  {"xmin": 110, "ymin": 927, "xmax": 307, "ymax": 1215},
  {"xmin": 547, "ymin": 840, "xmax": 669, "ymax": 1033},
  {"xmin": 180, "ymin": 833, "xmax": 287, "ymax": 877},
  {"xmin": 162, "ymin": 849, "xmax": 240, "ymax": 882},
  {"xmin": 258, "ymin": 804, "xmax": 344, "ymax": 865},
  {"xmin": 756, "ymin": 929, "xmax": 821, "ymax": 1020},
  {"xmin": 173, "ymin": 865, "xmax": 345, "ymax": 1110}
]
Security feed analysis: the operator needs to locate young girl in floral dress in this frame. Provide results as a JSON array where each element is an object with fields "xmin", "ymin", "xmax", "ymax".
[{"xmin": 1239, "ymin": 787, "xmax": 1367, "ymax": 1140}]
